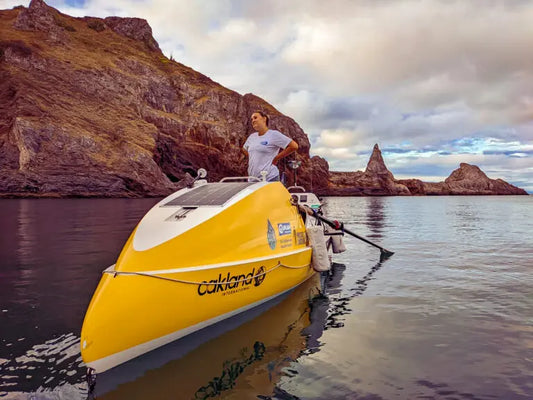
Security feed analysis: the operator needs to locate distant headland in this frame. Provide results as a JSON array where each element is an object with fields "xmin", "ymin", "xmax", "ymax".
[
  {"xmin": 326, "ymin": 144, "xmax": 527, "ymax": 196},
  {"xmin": 0, "ymin": 1, "xmax": 527, "ymax": 198}
]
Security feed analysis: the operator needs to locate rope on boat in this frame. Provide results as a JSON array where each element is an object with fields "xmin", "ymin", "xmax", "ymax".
[{"xmin": 103, "ymin": 261, "xmax": 311, "ymax": 286}]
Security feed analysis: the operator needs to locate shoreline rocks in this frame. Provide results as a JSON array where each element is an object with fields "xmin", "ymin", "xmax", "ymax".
[{"xmin": 326, "ymin": 145, "xmax": 527, "ymax": 196}]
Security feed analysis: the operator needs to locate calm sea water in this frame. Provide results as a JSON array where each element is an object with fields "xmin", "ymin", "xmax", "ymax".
[{"xmin": 0, "ymin": 196, "xmax": 531, "ymax": 399}]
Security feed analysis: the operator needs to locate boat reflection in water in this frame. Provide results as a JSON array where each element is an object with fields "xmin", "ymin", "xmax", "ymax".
[
  {"xmin": 89, "ymin": 272, "xmax": 318, "ymax": 399},
  {"xmin": 89, "ymin": 261, "xmax": 385, "ymax": 399},
  {"xmin": 87, "ymin": 263, "xmax": 327, "ymax": 399},
  {"xmin": 301, "ymin": 262, "xmax": 346, "ymax": 356}
]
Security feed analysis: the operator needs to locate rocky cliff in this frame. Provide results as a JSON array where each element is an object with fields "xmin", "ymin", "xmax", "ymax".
[
  {"xmin": 0, "ymin": 1, "xmax": 526, "ymax": 197},
  {"xmin": 1, "ymin": 0, "xmax": 324, "ymax": 197}
]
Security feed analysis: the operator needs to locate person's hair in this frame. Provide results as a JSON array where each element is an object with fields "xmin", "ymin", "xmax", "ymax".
[{"xmin": 253, "ymin": 110, "xmax": 269, "ymax": 127}]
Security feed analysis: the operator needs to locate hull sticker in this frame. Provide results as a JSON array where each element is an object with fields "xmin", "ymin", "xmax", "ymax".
[
  {"xmin": 279, "ymin": 236, "xmax": 293, "ymax": 249},
  {"xmin": 296, "ymin": 231, "xmax": 306, "ymax": 245},
  {"xmin": 277, "ymin": 222, "xmax": 292, "ymax": 236},
  {"xmin": 267, "ymin": 219, "xmax": 277, "ymax": 250}
]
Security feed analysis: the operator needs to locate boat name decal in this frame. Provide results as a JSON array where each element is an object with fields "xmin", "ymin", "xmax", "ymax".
[
  {"xmin": 277, "ymin": 222, "xmax": 292, "ymax": 236},
  {"xmin": 197, "ymin": 266, "xmax": 266, "ymax": 296},
  {"xmin": 267, "ymin": 220, "xmax": 277, "ymax": 250}
]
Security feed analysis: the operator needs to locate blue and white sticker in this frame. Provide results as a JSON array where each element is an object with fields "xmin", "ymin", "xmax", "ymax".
[
  {"xmin": 277, "ymin": 222, "xmax": 292, "ymax": 236},
  {"xmin": 267, "ymin": 219, "xmax": 277, "ymax": 250}
]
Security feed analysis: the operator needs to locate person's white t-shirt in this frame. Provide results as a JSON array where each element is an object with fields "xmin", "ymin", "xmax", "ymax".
[{"xmin": 243, "ymin": 130, "xmax": 292, "ymax": 181}]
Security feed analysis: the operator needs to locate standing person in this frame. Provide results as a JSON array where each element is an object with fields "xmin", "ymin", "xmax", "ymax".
[{"xmin": 242, "ymin": 111, "xmax": 299, "ymax": 182}]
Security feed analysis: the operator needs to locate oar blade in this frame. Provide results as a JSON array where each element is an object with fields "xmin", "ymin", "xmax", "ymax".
[{"xmin": 379, "ymin": 249, "xmax": 394, "ymax": 262}]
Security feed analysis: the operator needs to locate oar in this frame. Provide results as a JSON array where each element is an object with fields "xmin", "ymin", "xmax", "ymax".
[{"xmin": 300, "ymin": 205, "xmax": 394, "ymax": 259}]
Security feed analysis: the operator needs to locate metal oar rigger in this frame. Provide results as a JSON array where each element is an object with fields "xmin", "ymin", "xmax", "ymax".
[{"xmin": 298, "ymin": 204, "xmax": 395, "ymax": 261}]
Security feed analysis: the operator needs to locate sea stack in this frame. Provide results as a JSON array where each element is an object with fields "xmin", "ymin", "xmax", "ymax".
[
  {"xmin": 326, "ymin": 144, "xmax": 410, "ymax": 196},
  {"xmin": 444, "ymin": 163, "xmax": 527, "ymax": 195}
]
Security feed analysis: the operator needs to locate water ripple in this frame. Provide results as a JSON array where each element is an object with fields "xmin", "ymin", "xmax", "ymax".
[{"xmin": 0, "ymin": 333, "xmax": 87, "ymax": 399}]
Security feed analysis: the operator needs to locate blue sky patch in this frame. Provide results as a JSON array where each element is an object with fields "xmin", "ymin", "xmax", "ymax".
[{"xmin": 64, "ymin": 0, "xmax": 86, "ymax": 6}]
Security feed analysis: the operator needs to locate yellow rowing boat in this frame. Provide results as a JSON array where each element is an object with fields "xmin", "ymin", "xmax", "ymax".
[{"xmin": 81, "ymin": 178, "xmax": 315, "ymax": 373}]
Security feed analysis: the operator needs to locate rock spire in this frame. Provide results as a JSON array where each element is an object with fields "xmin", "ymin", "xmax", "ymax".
[{"xmin": 365, "ymin": 144, "xmax": 393, "ymax": 177}]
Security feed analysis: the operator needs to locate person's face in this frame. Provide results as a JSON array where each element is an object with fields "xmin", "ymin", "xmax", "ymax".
[{"xmin": 251, "ymin": 113, "xmax": 267, "ymax": 131}]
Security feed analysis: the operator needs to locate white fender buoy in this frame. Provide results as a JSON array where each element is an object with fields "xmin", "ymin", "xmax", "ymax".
[
  {"xmin": 324, "ymin": 225, "xmax": 346, "ymax": 254},
  {"xmin": 307, "ymin": 226, "xmax": 330, "ymax": 271}
]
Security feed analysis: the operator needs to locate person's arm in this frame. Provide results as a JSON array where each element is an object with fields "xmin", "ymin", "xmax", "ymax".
[
  {"xmin": 241, "ymin": 147, "xmax": 249, "ymax": 164},
  {"xmin": 242, "ymin": 134, "xmax": 250, "ymax": 159},
  {"xmin": 273, "ymin": 140, "xmax": 298, "ymax": 165}
]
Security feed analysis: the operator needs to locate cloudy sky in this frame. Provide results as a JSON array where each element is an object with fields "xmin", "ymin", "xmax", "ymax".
[{"xmin": 3, "ymin": 0, "xmax": 532, "ymax": 191}]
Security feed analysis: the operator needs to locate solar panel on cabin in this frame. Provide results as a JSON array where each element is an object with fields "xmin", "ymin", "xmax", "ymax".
[{"xmin": 162, "ymin": 182, "xmax": 256, "ymax": 207}]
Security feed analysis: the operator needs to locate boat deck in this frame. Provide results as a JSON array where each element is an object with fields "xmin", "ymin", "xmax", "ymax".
[{"xmin": 162, "ymin": 182, "xmax": 256, "ymax": 207}]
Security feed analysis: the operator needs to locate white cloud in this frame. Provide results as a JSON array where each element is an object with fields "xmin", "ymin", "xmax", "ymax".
[{"xmin": 319, "ymin": 129, "xmax": 358, "ymax": 148}]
